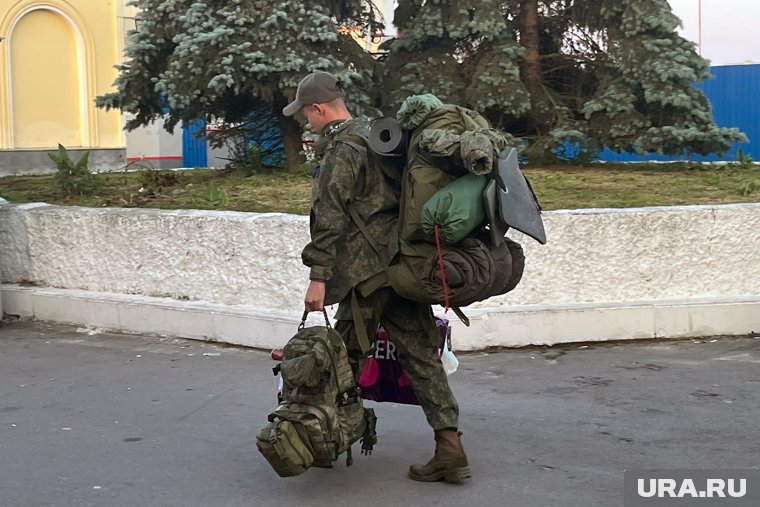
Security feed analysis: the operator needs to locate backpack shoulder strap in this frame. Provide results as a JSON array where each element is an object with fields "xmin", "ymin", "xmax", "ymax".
[{"xmin": 347, "ymin": 205, "xmax": 382, "ymax": 258}]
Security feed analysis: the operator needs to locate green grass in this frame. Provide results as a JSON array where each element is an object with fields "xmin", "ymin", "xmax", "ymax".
[
  {"xmin": 1, "ymin": 163, "xmax": 759, "ymax": 214},
  {"xmin": 0, "ymin": 166, "xmax": 315, "ymax": 215},
  {"xmin": 525, "ymin": 163, "xmax": 760, "ymax": 210}
]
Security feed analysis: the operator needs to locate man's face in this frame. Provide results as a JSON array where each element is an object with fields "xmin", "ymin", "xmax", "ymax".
[{"xmin": 301, "ymin": 104, "xmax": 329, "ymax": 133}]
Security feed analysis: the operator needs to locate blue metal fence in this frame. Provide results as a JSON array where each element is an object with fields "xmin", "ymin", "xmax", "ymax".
[
  {"xmin": 182, "ymin": 120, "xmax": 208, "ymax": 167},
  {"xmin": 599, "ymin": 64, "xmax": 758, "ymax": 162},
  {"xmin": 177, "ymin": 65, "xmax": 756, "ymax": 167}
]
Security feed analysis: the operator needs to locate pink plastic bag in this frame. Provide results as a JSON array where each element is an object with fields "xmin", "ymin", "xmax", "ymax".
[{"xmin": 358, "ymin": 318, "xmax": 449, "ymax": 405}]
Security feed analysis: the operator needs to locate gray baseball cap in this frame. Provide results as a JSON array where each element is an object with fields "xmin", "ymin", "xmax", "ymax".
[{"xmin": 282, "ymin": 71, "xmax": 345, "ymax": 116}]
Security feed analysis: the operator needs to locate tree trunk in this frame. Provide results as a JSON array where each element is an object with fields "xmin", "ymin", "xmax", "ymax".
[
  {"xmin": 280, "ymin": 116, "xmax": 305, "ymax": 170},
  {"xmin": 519, "ymin": 0, "xmax": 553, "ymax": 155},
  {"xmin": 519, "ymin": 0, "xmax": 542, "ymax": 100},
  {"xmin": 274, "ymin": 95, "xmax": 306, "ymax": 170}
]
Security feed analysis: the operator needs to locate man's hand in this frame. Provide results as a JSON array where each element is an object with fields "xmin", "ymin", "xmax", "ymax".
[{"xmin": 304, "ymin": 280, "xmax": 326, "ymax": 312}]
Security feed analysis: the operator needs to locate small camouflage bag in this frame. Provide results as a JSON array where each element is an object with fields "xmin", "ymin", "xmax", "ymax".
[
  {"xmin": 256, "ymin": 310, "xmax": 377, "ymax": 477},
  {"xmin": 256, "ymin": 419, "xmax": 314, "ymax": 477}
]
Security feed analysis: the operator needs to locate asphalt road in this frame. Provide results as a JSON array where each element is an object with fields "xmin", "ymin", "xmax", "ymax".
[{"xmin": 1, "ymin": 321, "xmax": 758, "ymax": 507}]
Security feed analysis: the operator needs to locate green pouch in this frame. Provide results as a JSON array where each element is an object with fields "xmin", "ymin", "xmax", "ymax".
[
  {"xmin": 256, "ymin": 419, "xmax": 314, "ymax": 477},
  {"xmin": 420, "ymin": 173, "xmax": 488, "ymax": 244}
]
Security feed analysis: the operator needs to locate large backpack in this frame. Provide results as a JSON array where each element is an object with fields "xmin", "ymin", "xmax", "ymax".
[
  {"xmin": 256, "ymin": 311, "xmax": 376, "ymax": 477},
  {"xmin": 338, "ymin": 101, "xmax": 533, "ymax": 314}
]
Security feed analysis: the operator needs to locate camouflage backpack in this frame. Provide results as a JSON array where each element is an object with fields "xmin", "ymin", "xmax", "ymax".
[
  {"xmin": 337, "ymin": 103, "xmax": 529, "ymax": 315},
  {"xmin": 256, "ymin": 311, "xmax": 377, "ymax": 477}
]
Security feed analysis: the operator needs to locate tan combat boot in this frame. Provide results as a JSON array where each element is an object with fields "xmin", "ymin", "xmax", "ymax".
[{"xmin": 408, "ymin": 429, "xmax": 471, "ymax": 483}]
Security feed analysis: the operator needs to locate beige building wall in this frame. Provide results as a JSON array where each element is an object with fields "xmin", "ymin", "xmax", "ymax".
[
  {"xmin": 0, "ymin": 0, "xmax": 126, "ymax": 151},
  {"xmin": 0, "ymin": 0, "xmax": 390, "ymax": 174}
]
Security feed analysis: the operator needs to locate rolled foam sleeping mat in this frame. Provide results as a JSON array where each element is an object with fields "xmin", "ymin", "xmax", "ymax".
[{"xmin": 368, "ymin": 117, "xmax": 406, "ymax": 156}]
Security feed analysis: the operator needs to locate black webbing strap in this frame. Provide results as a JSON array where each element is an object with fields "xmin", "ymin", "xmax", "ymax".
[{"xmin": 451, "ymin": 306, "xmax": 470, "ymax": 327}]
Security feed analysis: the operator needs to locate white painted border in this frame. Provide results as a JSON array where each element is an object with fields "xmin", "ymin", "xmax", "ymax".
[
  {"xmin": 1, "ymin": 284, "xmax": 307, "ymax": 350},
  {"xmin": 2, "ymin": 284, "xmax": 758, "ymax": 349},
  {"xmin": 1, "ymin": 202, "xmax": 759, "ymax": 349}
]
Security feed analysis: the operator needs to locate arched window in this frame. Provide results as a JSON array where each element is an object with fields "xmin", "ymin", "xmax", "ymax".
[{"xmin": 9, "ymin": 7, "xmax": 85, "ymax": 148}]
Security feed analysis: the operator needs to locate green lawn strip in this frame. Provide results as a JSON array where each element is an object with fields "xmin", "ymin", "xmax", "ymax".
[
  {"xmin": 1, "ymin": 164, "xmax": 758, "ymax": 214},
  {"xmin": 526, "ymin": 165, "xmax": 760, "ymax": 209}
]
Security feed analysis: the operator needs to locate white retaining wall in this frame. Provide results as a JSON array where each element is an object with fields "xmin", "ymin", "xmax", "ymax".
[{"xmin": 1, "ymin": 201, "xmax": 759, "ymax": 349}]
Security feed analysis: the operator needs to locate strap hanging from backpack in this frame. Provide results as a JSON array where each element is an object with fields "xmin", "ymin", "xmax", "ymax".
[
  {"xmin": 432, "ymin": 225, "xmax": 470, "ymax": 327},
  {"xmin": 433, "ymin": 224, "xmax": 451, "ymax": 312},
  {"xmin": 351, "ymin": 289, "xmax": 373, "ymax": 356},
  {"xmin": 451, "ymin": 306, "xmax": 470, "ymax": 327}
]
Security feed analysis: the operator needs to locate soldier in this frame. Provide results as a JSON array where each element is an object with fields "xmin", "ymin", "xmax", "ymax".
[{"xmin": 282, "ymin": 71, "xmax": 471, "ymax": 484}]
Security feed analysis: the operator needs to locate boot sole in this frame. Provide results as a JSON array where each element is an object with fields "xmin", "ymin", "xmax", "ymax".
[{"xmin": 408, "ymin": 466, "xmax": 472, "ymax": 483}]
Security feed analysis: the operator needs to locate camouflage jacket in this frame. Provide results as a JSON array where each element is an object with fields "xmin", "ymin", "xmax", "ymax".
[{"xmin": 302, "ymin": 118, "xmax": 400, "ymax": 306}]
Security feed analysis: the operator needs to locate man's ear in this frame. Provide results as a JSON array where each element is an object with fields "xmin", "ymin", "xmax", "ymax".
[{"xmin": 312, "ymin": 103, "xmax": 325, "ymax": 116}]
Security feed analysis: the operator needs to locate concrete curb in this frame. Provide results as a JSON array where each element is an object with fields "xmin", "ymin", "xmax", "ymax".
[
  {"xmin": 4, "ymin": 284, "xmax": 758, "ymax": 349},
  {"xmin": 1, "ymin": 284, "xmax": 301, "ymax": 350},
  {"xmin": 449, "ymin": 296, "xmax": 760, "ymax": 349}
]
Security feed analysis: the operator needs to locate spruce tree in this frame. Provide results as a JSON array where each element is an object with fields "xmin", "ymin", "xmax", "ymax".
[
  {"xmin": 99, "ymin": 0, "xmax": 745, "ymax": 168},
  {"xmin": 379, "ymin": 0, "xmax": 529, "ymax": 132},
  {"xmin": 97, "ymin": 0, "xmax": 379, "ymax": 168},
  {"xmin": 578, "ymin": 0, "xmax": 747, "ymax": 156},
  {"xmin": 382, "ymin": 0, "xmax": 745, "ymax": 158}
]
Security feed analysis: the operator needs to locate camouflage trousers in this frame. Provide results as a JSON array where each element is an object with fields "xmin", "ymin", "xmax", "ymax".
[{"xmin": 334, "ymin": 287, "xmax": 459, "ymax": 431}]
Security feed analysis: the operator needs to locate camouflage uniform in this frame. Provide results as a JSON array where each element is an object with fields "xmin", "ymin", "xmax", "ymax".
[
  {"xmin": 302, "ymin": 118, "xmax": 398, "ymax": 306},
  {"xmin": 302, "ymin": 118, "xmax": 459, "ymax": 431}
]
